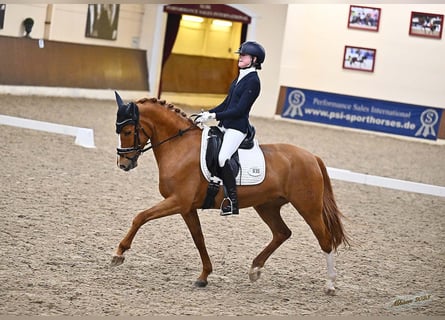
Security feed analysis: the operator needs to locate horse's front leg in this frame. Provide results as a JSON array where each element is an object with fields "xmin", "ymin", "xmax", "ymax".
[
  {"xmin": 111, "ymin": 197, "xmax": 180, "ymax": 266},
  {"xmin": 181, "ymin": 210, "xmax": 212, "ymax": 287}
]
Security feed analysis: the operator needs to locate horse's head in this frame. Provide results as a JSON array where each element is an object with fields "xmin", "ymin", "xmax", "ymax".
[
  {"xmin": 115, "ymin": 91, "xmax": 198, "ymax": 171},
  {"xmin": 115, "ymin": 91, "xmax": 149, "ymax": 171}
]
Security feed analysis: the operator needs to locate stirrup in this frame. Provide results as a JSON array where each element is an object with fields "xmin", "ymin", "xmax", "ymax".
[{"xmin": 220, "ymin": 197, "xmax": 238, "ymax": 216}]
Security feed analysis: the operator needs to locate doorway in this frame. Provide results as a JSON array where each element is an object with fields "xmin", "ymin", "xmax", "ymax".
[{"xmin": 159, "ymin": 4, "xmax": 251, "ymax": 104}]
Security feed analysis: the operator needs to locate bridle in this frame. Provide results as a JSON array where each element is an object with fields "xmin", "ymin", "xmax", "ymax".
[
  {"xmin": 116, "ymin": 113, "xmax": 198, "ymax": 167},
  {"xmin": 116, "ymin": 123, "xmax": 196, "ymax": 160},
  {"xmin": 114, "ymin": 93, "xmax": 201, "ymax": 167}
]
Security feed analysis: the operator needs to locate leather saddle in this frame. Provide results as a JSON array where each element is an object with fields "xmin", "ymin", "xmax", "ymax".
[{"xmin": 205, "ymin": 125, "xmax": 256, "ymax": 178}]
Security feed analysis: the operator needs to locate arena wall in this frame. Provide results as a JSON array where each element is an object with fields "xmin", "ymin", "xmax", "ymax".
[{"xmin": 0, "ymin": 36, "xmax": 148, "ymax": 91}]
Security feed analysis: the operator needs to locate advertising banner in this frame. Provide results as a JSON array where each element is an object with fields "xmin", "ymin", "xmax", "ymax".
[{"xmin": 280, "ymin": 87, "xmax": 443, "ymax": 141}]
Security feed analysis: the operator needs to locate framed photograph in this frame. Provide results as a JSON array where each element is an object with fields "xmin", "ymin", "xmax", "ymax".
[
  {"xmin": 343, "ymin": 46, "xmax": 376, "ymax": 72},
  {"xmin": 348, "ymin": 5, "xmax": 381, "ymax": 32},
  {"xmin": 409, "ymin": 11, "xmax": 443, "ymax": 39},
  {"xmin": 85, "ymin": 4, "xmax": 120, "ymax": 40}
]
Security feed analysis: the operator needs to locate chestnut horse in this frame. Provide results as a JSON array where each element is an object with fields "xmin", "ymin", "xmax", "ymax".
[{"xmin": 111, "ymin": 92, "xmax": 350, "ymax": 294}]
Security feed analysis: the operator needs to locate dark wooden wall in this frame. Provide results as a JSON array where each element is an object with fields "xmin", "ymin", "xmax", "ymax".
[
  {"xmin": 161, "ymin": 53, "xmax": 238, "ymax": 94},
  {"xmin": 0, "ymin": 36, "xmax": 149, "ymax": 90}
]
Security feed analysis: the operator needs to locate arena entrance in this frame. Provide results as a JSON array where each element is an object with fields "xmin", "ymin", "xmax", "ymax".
[{"xmin": 159, "ymin": 4, "xmax": 251, "ymax": 106}]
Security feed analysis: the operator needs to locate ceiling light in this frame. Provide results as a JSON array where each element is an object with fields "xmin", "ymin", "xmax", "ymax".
[
  {"xmin": 212, "ymin": 19, "xmax": 232, "ymax": 27},
  {"xmin": 182, "ymin": 15, "xmax": 204, "ymax": 23}
]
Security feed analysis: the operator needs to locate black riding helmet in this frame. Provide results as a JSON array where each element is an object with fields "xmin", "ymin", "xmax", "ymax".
[{"xmin": 235, "ymin": 41, "xmax": 265, "ymax": 70}]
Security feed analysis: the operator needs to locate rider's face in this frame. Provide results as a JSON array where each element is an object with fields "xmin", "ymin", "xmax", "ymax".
[{"xmin": 238, "ymin": 54, "xmax": 254, "ymax": 68}]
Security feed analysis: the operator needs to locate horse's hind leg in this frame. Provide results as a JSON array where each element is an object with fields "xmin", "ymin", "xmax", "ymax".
[
  {"xmin": 250, "ymin": 201, "xmax": 291, "ymax": 282},
  {"xmin": 324, "ymin": 251, "xmax": 336, "ymax": 295},
  {"xmin": 293, "ymin": 202, "xmax": 337, "ymax": 295}
]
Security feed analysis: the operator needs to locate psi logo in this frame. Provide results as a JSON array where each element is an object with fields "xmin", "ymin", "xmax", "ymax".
[
  {"xmin": 283, "ymin": 89, "xmax": 306, "ymax": 118},
  {"xmin": 415, "ymin": 109, "xmax": 439, "ymax": 138}
]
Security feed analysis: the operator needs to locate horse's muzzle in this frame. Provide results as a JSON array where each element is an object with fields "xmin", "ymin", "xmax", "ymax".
[
  {"xmin": 120, "ymin": 162, "xmax": 137, "ymax": 171},
  {"xmin": 117, "ymin": 157, "xmax": 138, "ymax": 171}
]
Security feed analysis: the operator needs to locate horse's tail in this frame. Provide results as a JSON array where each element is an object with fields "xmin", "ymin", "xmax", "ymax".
[{"xmin": 316, "ymin": 156, "xmax": 351, "ymax": 251}]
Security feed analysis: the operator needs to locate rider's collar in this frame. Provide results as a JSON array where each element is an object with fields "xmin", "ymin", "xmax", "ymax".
[{"xmin": 237, "ymin": 66, "xmax": 256, "ymax": 83}]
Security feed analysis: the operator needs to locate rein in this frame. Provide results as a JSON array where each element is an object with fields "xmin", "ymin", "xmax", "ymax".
[{"xmin": 140, "ymin": 124, "xmax": 196, "ymax": 153}]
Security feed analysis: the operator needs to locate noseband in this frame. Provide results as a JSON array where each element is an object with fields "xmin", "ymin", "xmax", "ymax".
[{"xmin": 116, "ymin": 124, "xmax": 151, "ymax": 164}]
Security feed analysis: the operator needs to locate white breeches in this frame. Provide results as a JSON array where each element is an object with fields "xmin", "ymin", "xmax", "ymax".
[{"xmin": 218, "ymin": 128, "xmax": 247, "ymax": 167}]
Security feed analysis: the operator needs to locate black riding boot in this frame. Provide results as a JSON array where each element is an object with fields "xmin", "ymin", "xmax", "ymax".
[{"xmin": 220, "ymin": 161, "xmax": 239, "ymax": 216}]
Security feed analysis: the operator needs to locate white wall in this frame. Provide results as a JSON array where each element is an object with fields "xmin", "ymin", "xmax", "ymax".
[
  {"xmin": 51, "ymin": 4, "xmax": 144, "ymax": 48},
  {"xmin": 0, "ymin": 4, "xmax": 144, "ymax": 48},
  {"xmin": 234, "ymin": 4, "xmax": 289, "ymax": 118},
  {"xmin": 0, "ymin": 4, "xmax": 46, "ymax": 38},
  {"xmin": 280, "ymin": 4, "xmax": 445, "ymax": 111},
  {"xmin": 138, "ymin": 5, "xmax": 164, "ymax": 99}
]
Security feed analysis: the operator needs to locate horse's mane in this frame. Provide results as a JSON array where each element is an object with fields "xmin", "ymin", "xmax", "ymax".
[{"xmin": 136, "ymin": 97, "xmax": 193, "ymax": 124}]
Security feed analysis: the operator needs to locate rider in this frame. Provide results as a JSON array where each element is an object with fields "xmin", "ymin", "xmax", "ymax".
[{"xmin": 196, "ymin": 41, "xmax": 265, "ymax": 216}]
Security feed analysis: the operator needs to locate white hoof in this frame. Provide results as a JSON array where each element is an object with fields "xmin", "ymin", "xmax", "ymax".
[
  {"xmin": 325, "ymin": 280, "xmax": 336, "ymax": 295},
  {"xmin": 248, "ymin": 266, "xmax": 262, "ymax": 282}
]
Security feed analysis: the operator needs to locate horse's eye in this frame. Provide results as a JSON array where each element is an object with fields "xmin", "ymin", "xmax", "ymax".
[{"xmin": 124, "ymin": 130, "xmax": 132, "ymax": 137}]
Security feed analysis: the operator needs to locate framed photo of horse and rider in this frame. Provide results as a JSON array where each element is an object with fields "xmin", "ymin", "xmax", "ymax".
[
  {"xmin": 347, "ymin": 6, "xmax": 443, "ymax": 38},
  {"xmin": 345, "ymin": 6, "xmax": 443, "ymax": 73},
  {"xmin": 408, "ymin": 11, "xmax": 444, "ymax": 39}
]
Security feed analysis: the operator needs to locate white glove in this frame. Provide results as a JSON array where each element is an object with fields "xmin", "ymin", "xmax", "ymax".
[{"xmin": 196, "ymin": 111, "xmax": 216, "ymax": 123}]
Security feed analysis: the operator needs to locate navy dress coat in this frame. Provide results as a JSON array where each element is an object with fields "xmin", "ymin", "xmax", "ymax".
[{"xmin": 209, "ymin": 71, "xmax": 260, "ymax": 134}]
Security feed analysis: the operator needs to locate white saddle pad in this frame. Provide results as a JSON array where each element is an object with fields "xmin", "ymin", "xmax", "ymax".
[{"xmin": 200, "ymin": 126, "xmax": 266, "ymax": 186}]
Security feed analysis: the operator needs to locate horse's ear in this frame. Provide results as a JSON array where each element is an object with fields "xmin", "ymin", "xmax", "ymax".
[{"xmin": 115, "ymin": 91, "xmax": 124, "ymax": 108}]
